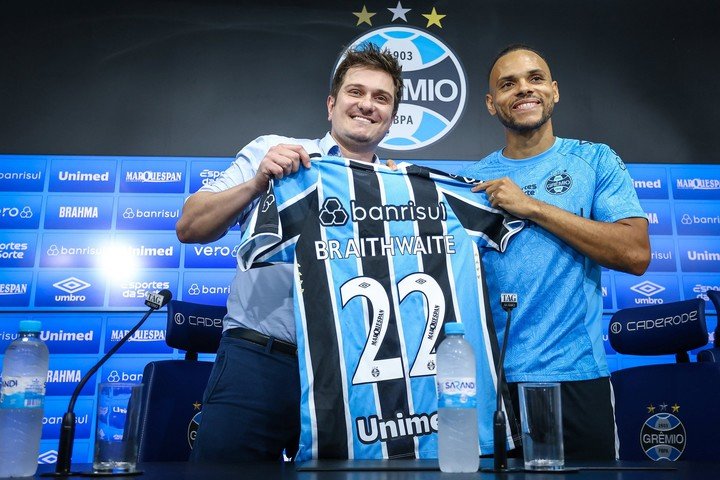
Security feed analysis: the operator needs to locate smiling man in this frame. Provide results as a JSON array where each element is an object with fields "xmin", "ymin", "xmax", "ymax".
[
  {"xmin": 175, "ymin": 43, "xmax": 402, "ymax": 463},
  {"xmin": 461, "ymin": 44, "xmax": 650, "ymax": 461}
]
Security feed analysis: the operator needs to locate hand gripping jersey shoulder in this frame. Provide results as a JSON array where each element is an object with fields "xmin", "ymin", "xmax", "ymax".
[{"xmin": 238, "ymin": 158, "xmax": 524, "ymax": 460}]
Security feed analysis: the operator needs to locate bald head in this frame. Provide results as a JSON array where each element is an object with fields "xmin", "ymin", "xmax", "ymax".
[{"xmin": 488, "ymin": 44, "xmax": 551, "ymax": 89}]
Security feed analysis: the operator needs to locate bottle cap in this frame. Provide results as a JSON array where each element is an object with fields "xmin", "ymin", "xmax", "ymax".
[
  {"xmin": 444, "ymin": 322, "xmax": 465, "ymax": 335},
  {"xmin": 19, "ymin": 320, "xmax": 42, "ymax": 333}
]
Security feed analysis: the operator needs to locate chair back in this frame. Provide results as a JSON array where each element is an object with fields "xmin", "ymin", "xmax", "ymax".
[
  {"xmin": 609, "ymin": 299, "xmax": 720, "ymax": 461},
  {"xmin": 697, "ymin": 289, "xmax": 720, "ymax": 362},
  {"xmin": 136, "ymin": 300, "xmax": 225, "ymax": 461}
]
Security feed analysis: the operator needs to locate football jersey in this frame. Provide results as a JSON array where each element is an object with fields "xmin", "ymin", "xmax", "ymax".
[
  {"xmin": 237, "ymin": 157, "xmax": 524, "ymax": 461},
  {"xmin": 460, "ymin": 137, "xmax": 647, "ymax": 382}
]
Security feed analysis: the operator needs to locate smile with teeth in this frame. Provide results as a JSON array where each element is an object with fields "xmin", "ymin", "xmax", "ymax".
[
  {"xmin": 513, "ymin": 100, "xmax": 540, "ymax": 111},
  {"xmin": 352, "ymin": 116, "xmax": 374, "ymax": 124}
]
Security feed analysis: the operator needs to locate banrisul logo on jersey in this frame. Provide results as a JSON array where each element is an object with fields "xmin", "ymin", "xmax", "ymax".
[{"xmin": 337, "ymin": 26, "xmax": 467, "ymax": 151}]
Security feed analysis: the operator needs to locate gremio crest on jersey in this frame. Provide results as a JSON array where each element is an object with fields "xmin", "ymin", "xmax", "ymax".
[{"xmin": 336, "ymin": 26, "xmax": 467, "ymax": 151}]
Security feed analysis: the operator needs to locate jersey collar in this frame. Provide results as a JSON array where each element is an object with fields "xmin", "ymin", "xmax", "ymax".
[
  {"xmin": 497, "ymin": 137, "xmax": 562, "ymax": 166},
  {"xmin": 321, "ymin": 132, "xmax": 380, "ymax": 164}
]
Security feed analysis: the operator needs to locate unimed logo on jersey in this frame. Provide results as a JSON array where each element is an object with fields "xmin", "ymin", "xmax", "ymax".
[
  {"xmin": 44, "ymin": 195, "xmax": 114, "ymax": 229},
  {"xmin": 339, "ymin": 26, "xmax": 467, "ymax": 151},
  {"xmin": 48, "ymin": 158, "xmax": 117, "ymax": 192},
  {"xmin": 0, "ymin": 194, "xmax": 41, "ymax": 229},
  {"xmin": 0, "ymin": 270, "xmax": 32, "ymax": 307},
  {"xmin": 120, "ymin": 159, "xmax": 186, "ymax": 193}
]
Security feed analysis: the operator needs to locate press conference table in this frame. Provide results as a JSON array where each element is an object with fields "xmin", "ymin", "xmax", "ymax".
[{"xmin": 30, "ymin": 458, "xmax": 717, "ymax": 480}]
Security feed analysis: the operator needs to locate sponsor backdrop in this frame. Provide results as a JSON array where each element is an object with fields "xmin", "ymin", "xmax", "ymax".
[{"xmin": 0, "ymin": 0, "xmax": 718, "ymax": 465}]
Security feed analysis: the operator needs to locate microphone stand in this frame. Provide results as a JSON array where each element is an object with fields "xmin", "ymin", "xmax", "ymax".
[
  {"xmin": 43, "ymin": 291, "xmax": 171, "ymax": 477},
  {"xmin": 492, "ymin": 294, "xmax": 516, "ymax": 472}
]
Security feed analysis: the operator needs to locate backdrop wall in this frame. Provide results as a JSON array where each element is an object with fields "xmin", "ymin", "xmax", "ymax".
[
  {"xmin": 1, "ymin": 0, "xmax": 718, "ymax": 163},
  {"xmin": 0, "ymin": 0, "xmax": 718, "ymax": 465}
]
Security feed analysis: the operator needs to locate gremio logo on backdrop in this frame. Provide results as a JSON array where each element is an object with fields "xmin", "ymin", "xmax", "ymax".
[{"xmin": 336, "ymin": 26, "xmax": 467, "ymax": 151}]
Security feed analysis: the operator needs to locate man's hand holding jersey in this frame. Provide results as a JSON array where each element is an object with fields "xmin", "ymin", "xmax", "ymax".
[
  {"xmin": 471, "ymin": 177, "xmax": 540, "ymax": 219},
  {"xmin": 252, "ymin": 144, "xmax": 313, "ymax": 194}
]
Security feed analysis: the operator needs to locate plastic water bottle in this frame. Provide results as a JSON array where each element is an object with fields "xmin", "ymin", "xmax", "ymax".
[
  {"xmin": 0, "ymin": 320, "xmax": 49, "ymax": 477},
  {"xmin": 436, "ymin": 322, "xmax": 479, "ymax": 472}
]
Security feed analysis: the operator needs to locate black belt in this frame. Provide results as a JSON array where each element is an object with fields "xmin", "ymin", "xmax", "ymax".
[{"xmin": 224, "ymin": 327, "xmax": 297, "ymax": 357}]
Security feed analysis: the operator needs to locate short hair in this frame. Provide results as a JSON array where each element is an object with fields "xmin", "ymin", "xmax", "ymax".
[
  {"xmin": 331, "ymin": 43, "xmax": 403, "ymax": 114},
  {"xmin": 487, "ymin": 43, "xmax": 551, "ymax": 81}
]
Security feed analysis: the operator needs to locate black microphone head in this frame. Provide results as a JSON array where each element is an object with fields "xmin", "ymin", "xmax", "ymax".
[
  {"xmin": 145, "ymin": 289, "xmax": 173, "ymax": 310},
  {"xmin": 158, "ymin": 289, "xmax": 173, "ymax": 305}
]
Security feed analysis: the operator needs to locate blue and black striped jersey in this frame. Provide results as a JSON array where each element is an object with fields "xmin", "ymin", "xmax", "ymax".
[{"xmin": 238, "ymin": 157, "xmax": 524, "ymax": 461}]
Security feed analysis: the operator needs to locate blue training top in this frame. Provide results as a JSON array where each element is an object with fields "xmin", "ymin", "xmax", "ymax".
[{"xmin": 460, "ymin": 137, "xmax": 646, "ymax": 383}]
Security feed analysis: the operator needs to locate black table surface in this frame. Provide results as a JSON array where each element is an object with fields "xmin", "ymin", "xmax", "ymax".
[{"xmin": 29, "ymin": 458, "xmax": 716, "ymax": 480}]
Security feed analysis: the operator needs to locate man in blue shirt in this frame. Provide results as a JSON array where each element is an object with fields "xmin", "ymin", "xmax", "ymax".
[
  {"xmin": 461, "ymin": 44, "xmax": 650, "ymax": 461},
  {"xmin": 175, "ymin": 44, "xmax": 403, "ymax": 462}
]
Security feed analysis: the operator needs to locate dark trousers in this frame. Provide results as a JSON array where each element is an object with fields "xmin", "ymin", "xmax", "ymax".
[
  {"xmin": 508, "ymin": 377, "xmax": 618, "ymax": 461},
  {"xmin": 190, "ymin": 335, "xmax": 300, "ymax": 462}
]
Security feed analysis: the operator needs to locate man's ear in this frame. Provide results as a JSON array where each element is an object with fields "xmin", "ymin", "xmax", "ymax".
[
  {"xmin": 485, "ymin": 93, "xmax": 497, "ymax": 116},
  {"xmin": 327, "ymin": 95, "xmax": 335, "ymax": 121}
]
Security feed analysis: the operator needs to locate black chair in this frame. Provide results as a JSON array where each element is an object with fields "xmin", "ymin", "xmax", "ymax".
[
  {"xmin": 609, "ymin": 298, "xmax": 720, "ymax": 461},
  {"xmin": 697, "ymin": 289, "xmax": 720, "ymax": 362},
  {"xmin": 136, "ymin": 300, "xmax": 226, "ymax": 461}
]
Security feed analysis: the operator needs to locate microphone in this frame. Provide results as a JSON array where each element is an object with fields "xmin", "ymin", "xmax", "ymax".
[
  {"xmin": 43, "ymin": 289, "xmax": 172, "ymax": 477},
  {"xmin": 492, "ymin": 293, "xmax": 517, "ymax": 472}
]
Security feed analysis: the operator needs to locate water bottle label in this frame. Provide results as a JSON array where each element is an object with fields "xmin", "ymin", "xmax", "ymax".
[
  {"xmin": 0, "ymin": 375, "xmax": 46, "ymax": 409},
  {"xmin": 437, "ymin": 377, "xmax": 477, "ymax": 409}
]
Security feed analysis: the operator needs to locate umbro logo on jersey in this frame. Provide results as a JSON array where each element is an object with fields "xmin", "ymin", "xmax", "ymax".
[
  {"xmin": 319, "ymin": 198, "xmax": 349, "ymax": 226},
  {"xmin": 261, "ymin": 194, "xmax": 275, "ymax": 213}
]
